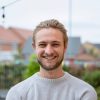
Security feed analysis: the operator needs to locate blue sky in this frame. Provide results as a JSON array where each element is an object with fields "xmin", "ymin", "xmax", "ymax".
[{"xmin": 0, "ymin": 0, "xmax": 100, "ymax": 43}]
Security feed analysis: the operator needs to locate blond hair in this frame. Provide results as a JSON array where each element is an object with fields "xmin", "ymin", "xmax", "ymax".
[{"xmin": 33, "ymin": 19, "xmax": 68, "ymax": 47}]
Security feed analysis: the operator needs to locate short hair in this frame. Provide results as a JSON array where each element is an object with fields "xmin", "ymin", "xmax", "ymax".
[{"xmin": 33, "ymin": 19, "xmax": 68, "ymax": 47}]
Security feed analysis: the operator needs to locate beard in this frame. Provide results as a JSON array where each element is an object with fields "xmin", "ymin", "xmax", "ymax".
[{"xmin": 37, "ymin": 54, "xmax": 64, "ymax": 71}]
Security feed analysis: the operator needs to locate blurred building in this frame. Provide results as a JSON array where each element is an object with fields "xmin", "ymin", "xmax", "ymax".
[
  {"xmin": 0, "ymin": 26, "xmax": 100, "ymax": 67},
  {"xmin": 0, "ymin": 26, "xmax": 32, "ymax": 63}
]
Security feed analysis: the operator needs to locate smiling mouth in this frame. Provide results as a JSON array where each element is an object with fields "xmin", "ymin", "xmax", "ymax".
[{"xmin": 43, "ymin": 56, "xmax": 57, "ymax": 60}]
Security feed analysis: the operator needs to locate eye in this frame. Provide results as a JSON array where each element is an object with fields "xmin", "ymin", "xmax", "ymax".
[
  {"xmin": 38, "ymin": 43, "xmax": 46, "ymax": 48},
  {"xmin": 52, "ymin": 43, "xmax": 60, "ymax": 47}
]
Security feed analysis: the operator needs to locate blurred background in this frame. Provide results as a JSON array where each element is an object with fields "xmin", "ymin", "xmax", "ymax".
[{"xmin": 0, "ymin": 0, "xmax": 100, "ymax": 99}]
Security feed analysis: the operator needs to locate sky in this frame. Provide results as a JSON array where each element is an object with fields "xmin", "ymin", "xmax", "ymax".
[{"xmin": 0, "ymin": 0, "xmax": 100, "ymax": 43}]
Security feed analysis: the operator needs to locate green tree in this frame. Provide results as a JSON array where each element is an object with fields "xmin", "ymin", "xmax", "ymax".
[
  {"xmin": 82, "ymin": 70, "xmax": 100, "ymax": 88},
  {"xmin": 23, "ymin": 54, "xmax": 40, "ymax": 79}
]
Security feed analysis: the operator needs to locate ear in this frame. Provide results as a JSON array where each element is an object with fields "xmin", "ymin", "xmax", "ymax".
[
  {"xmin": 64, "ymin": 44, "xmax": 67, "ymax": 53},
  {"xmin": 64, "ymin": 47, "xmax": 67, "ymax": 53},
  {"xmin": 32, "ymin": 42, "xmax": 36, "ymax": 49}
]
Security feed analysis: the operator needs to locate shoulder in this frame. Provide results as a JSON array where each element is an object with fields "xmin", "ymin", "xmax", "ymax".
[
  {"xmin": 65, "ymin": 72, "xmax": 95, "ymax": 89},
  {"xmin": 65, "ymin": 72, "xmax": 97, "ymax": 100},
  {"xmin": 6, "ymin": 73, "xmax": 38, "ymax": 99}
]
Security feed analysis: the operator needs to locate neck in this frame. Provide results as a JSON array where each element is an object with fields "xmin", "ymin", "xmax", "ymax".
[{"xmin": 39, "ymin": 66, "xmax": 64, "ymax": 79}]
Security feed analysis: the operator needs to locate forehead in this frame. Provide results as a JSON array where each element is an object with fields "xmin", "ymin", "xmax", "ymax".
[{"xmin": 35, "ymin": 28, "xmax": 64, "ymax": 43}]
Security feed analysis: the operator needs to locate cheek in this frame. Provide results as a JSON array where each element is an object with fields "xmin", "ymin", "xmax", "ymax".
[
  {"xmin": 58, "ymin": 49, "xmax": 65, "ymax": 56},
  {"xmin": 57, "ymin": 47, "xmax": 65, "ymax": 53},
  {"xmin": 36, "ymin": 48, "xmax": 44, "ymax": 56}
]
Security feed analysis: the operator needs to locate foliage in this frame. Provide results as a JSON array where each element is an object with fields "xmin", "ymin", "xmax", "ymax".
[
  {"xmin": 82, "ymin": 70, "xmax": 100, "ymax": 99},
  {"xmin": 62, "ymin": 64, "xmax": 70, "ymax": 72},
  {"xmin": 0, "ymin": 61, "xmax": 100, "ymax": 100},
  {"xmin": 0, "ymin": 64, "xmax": 26, "ymax": 89},
  {"xmin": 95, "ymin": 87, "xmax": 100, "ymax": 100},
  {"xmin": 23, "ymin": 54, "xmax": 40, "ymax": 79},
  {"xmin": 82, "ymin": 70, "xmax": 100, "ymax": 88}
]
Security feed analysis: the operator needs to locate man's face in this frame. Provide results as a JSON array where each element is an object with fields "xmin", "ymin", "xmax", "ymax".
[{"xmin": 33, "ymin": 28, "xmax": 66, "ymax": 71}]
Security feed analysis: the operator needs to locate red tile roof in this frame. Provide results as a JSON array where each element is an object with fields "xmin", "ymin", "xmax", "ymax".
[
  {"xmin": 9, "ymin": 27, "xmax": 33, "ymax": 41},
  {"xmin": 0, "ymin": 26, "xmax": 21, "ymax": 43},
  {"xmin": 75, "ymin": 53, "xmax": 96, "ymax": 61},
  {"xmin": 0, "ymin": 26, "xmax": 33, "ymax": 50}
]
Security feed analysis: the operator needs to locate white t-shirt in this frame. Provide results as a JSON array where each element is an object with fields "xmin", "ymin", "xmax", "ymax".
[{"xmin": 6, "ymin": 72, "xmax": 97, "ymax": 100}]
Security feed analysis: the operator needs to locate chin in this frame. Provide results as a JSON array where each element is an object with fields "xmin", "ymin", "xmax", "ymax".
[{"xmin": 41, "ymin": 65, "xmax": 60, "ymax": 71}]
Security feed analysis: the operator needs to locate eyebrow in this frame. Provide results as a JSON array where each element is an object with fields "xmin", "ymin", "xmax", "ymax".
[
  {"xmin": 51, "ymin": 41, "xmax": 61, "ymax": 44},
  {"xmin": 38, "ymin": 41, "xmax": 61, "ymax": 44}
]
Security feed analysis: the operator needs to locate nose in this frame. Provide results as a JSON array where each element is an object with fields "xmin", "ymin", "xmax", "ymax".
[{"xmin": 45, "ymin": 44, "xmax": 54, "ymax": 55}]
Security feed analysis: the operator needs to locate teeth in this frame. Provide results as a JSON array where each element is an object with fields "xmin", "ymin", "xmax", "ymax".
[
  {"xmin": 46, "ymin": 57, "xmax": 54, "ymax": 60},
  {"xmin": 45, "ymin": 56, "xmax": 56, "ymax": 60}
]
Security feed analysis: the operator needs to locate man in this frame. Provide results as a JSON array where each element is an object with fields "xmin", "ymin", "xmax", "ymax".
[{"xmin": 6, "ymin": 19, "xmax": 97, "ymax": 100}]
